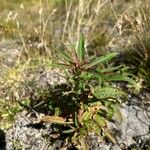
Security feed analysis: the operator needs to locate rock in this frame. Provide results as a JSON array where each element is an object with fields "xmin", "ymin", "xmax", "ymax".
[
  {"xmin": 117, "ymin": 104, "xmax": 150, "ymax": 146},
  {"xmin": 112, "ymin": 145, "xmax": 122, "ymax": 150},
  {"xmin": 5, "ymin": 111, "xmax": 52, "ymax": 150},
  {"xmin": 87, "ymin": 134, "xmax": 111, "ymax": 150},
  {"xmin": 34, "ymin": 69, "xmax": 66, "ymax": 88},
  {"xmin": 52, "ymin": 139, "xmax": 64, "ymax": 150}
]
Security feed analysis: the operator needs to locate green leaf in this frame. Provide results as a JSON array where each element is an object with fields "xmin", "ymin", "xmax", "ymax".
[
  {"xmin": 77, "ymin": 33, "xmax": 85, "ymax": 61},
  {"xmin": 41, "ymin": 115, "xmax": 73, "ymax": 124},
  {"xmin": 105, "ymin": 74, "xmax": 136, "ymax": 85},
  {"xmin": 85, "ymin": 52, "xmax": 119, "ymax": 69},
  {"xmin": 74, "ymin": 111, "xmax": 79, "ymax": 128},
  {"xmin": 79, "ymin": 127, "xmax": 88, "ymax": 135},
  {"xmin": 94, "ymin": 114, "xmax": 106, "ymax": 127},
  {"xmin": 120, "ymin": 66, "xmax": 130, "ymax": 72},
  {"xmin": 83, "ymin": 119, "xmax": 101, "ymax": 134},
  {"xmin": 82, "ymin": 111, "xmax": 92, "ymax": 121},
  {"xmin": 106, "ymin": 106, "xmax": 114, "ymax": 120},
  {"xmin": 92, "ymin": 87, "xmax": 125, "ymax": 100},
  {"xmin": 92, "ymin": 122, "xmax": 102, "ymax": 135},
  {"xmin": 112, "ymin": 105, "xmax": 122, "ymax": 124},
  {"xmin": 89, "ymin": 70, "xmax": 136, "ymax": 86},
  {"xmin": 57, "ymin": 49, "xmax": 72, "ymax": 63},
  {"xmin": 62, "ymin": 129, "xmax": 76, "ymax": 134},
  {"xmin": 98, "ymin": 65, "xmax": 122, "ymax": 73},
  {"xmin": 55, "ymin": 107, "xmax": 61, "ymax": 115}
]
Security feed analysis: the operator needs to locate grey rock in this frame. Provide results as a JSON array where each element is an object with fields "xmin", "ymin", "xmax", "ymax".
[
  {"xmin": 52, "ymin": 139, "xmax": 63, "ymax": 150},
  {"xmin": 112, "ymin": 145, "xmax": 122, "ymax": 150},
  {"xmin": 5, "ymin": 111, "xmax": 51, "ymax": 150},
  {"xmin": 34, "ymin": 69, "xmax": 66, "ymax": 88},
  {"xmin": 116, "ymin": 103, "xmax": 150, "ymax": 146},
  {"xmin": 87, "ymin": 134, "xmax": 111, "ymax": 150}
]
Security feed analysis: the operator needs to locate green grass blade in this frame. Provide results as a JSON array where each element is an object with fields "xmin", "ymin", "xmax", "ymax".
[
  {"xmin": 85, "ymin": 52, "xmax": 119, "ymax": 69},
  {"xmin": 77, "ymin": 33, "xmax": 85, "ymax": 61}
]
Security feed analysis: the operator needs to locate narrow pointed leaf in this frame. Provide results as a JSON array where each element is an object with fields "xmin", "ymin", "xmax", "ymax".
[
  {"xmin": 82, "ymin": 111, "xmax": 92, "ymax": 121},
  {"xmin": 74, "ymin": 111, "xmax": 79, "ymax": 128},
  {"xmin": 41, "ymin": 115, "xmax": 73, "ymax": 124},
  {"xmin": 62, "ymin": 129, "xmax": 76, "ymax": 134},
  {"xmin": 89, "ymin": 70, "xmax": 136, "ymax": 86},
  {"xmin": 77, "ymin": 33, "xmax": 85, "ymax": 61},
  {"xmin": 112, "ymin": 105, "xmax": 123, "ymax": 124},
  {"xmin": 85, "ymin": 52, "xmax": 119, "ymax": 69},
  {"xmin": 104, "ymin": 74, "xmax": 136, "ymax": 85},
  {"xmin": 97, "ymin": 65, "xmax": 122, "ymax": 73},
  {"xmin": 106, "ymin": 106, "xmax": 114, "ymax": 120},
  {"xmin": 57, "ymin": 49, "xmax": 72, "ymax": 62}
]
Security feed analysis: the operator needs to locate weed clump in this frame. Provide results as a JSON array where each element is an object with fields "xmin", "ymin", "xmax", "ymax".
[{"xmin": 32, "ymin": 34, "xmax": 136, "ymax": 148}]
